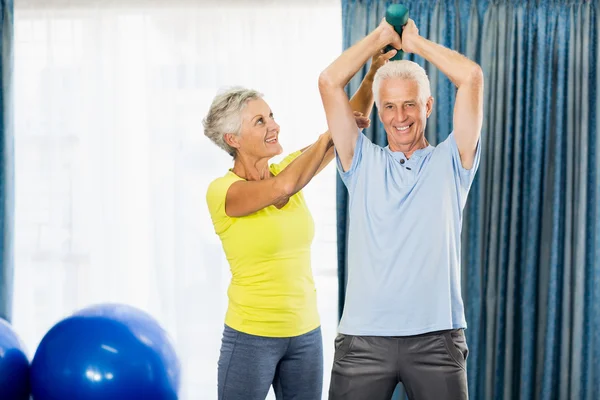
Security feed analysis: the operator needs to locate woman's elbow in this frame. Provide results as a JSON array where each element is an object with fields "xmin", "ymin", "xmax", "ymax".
[{"xmin": 274, "ymin": 178, "xmax": 295, "ymax": 198}]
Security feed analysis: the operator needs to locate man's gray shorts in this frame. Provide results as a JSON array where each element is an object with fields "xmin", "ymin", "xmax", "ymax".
[{"xmin": 328, "ymin": 329, "xmax": 469, "ymax": 400}]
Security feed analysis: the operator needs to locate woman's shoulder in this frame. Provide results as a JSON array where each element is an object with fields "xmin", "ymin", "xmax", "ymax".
[{"xmin": 206, "ymin": 171, "xmax": 242, "ymax": 209}]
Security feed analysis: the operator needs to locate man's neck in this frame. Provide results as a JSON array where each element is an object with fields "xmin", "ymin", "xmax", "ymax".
[{"xmin": 389, "ymin": 137, "xmax": 429, "ymax": 159}]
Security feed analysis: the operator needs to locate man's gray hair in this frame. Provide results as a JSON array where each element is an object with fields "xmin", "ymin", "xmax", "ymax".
[{"xmin": 373, "ymin": 60, "xmax": 431, "ymax": 108}]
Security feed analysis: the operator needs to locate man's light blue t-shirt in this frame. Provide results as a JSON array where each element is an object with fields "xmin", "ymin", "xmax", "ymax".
[{"xmin": 336, "ymin": 130, "xmax": 481, "ymax": 336}]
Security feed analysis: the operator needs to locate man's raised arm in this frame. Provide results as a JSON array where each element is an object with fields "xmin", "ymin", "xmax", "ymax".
[{"xmin": 318, "ymin": 19, "xmax": 401, "ymax": 171}]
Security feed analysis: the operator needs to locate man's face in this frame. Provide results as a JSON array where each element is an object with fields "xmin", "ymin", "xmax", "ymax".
[{"xmin": 378, "ymin": 78, "xmax": 433, "ymax": 152}]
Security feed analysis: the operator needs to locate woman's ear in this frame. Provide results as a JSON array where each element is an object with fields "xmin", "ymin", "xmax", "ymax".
[{"xmin": 223, "ymin": 133, "xmax": 241, "ymax": 150}]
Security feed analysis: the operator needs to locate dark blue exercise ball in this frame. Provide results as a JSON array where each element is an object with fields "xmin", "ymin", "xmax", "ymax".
[
  {"xmin": 31, "ymin": 304, "xmax": 181, "ymax": 400},
  {"xmin": 0, "ymin": 318, "xmax": 30, "ymax": 400}
]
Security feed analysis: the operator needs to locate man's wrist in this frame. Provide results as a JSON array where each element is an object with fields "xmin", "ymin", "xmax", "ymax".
[
  {"xmin": 373, "ymin": 25, "xmax": 394, "ymax": 52},
  {"xmin": 407, "ymin": 35, "xmax": 427, "ymax": 57}
]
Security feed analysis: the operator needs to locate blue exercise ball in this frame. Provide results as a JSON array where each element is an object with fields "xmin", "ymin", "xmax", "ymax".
[
  {"xmin": 0, "ymin": 318, "xmax": 30, "ymax": 400},
  {"xmin": 31, "ymin": 304, "xmax": 181, "ymax": 400}
]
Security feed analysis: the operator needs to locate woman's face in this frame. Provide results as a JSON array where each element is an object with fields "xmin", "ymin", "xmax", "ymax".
[{"xmin": 233, "ymin": 98, "xmax": 282, "ymax": 160}]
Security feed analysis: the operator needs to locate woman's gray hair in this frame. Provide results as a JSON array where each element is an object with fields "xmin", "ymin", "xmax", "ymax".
[
  {"xmin": 372, "ymin": 60, "xmax": 431, "ymax": 108},
  {"xmin": 203, "ymin": 86, "xmax": 263, "ymax": 157}
]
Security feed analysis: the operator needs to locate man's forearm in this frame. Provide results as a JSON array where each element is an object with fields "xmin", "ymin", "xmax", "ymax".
[
  {"xmin": 319, "ymin": 30, "xmax": 388, "ymax": 90},
  {"xmin": 411, "ymin": 37, "xmax": 482, "ymax": 88}
]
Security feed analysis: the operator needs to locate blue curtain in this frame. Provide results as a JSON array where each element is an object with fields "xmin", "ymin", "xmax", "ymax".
[
  {"xmin": 338, "ymin": 1, "xmax": 599, "ymax": 399},
  {"xmin": 0, "ymin": 0, "xmax": 14, "ymax": 322}
]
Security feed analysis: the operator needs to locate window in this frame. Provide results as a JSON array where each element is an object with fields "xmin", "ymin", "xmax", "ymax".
[{"xmin": 14, "ymin": 1, "xmax": 341, "ymax": 398}]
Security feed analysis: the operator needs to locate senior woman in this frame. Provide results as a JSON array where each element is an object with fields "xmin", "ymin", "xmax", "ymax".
[{"xmin": 204, "ymin": 52, "xmax": 393, "ymax": 400}]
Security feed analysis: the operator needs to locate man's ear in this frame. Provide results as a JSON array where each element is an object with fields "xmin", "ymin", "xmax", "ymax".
[{"xmin": 426, "ymin": 96, "xmax": 434, "ymax": 118}]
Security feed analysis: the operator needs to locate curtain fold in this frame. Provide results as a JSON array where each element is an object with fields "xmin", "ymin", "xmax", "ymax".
[{"xmin": 0, "ymin": 0, "xmax": 14, "ymax": 322}]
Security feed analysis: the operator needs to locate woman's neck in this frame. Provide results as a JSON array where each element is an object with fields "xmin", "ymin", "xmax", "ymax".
[{"xmin": 231, "ymin": 155, "xmax": 271, "ymax": 181}]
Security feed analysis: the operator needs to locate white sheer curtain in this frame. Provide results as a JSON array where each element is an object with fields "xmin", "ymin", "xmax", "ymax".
[{"xmin": 13, "ymin": 1, "xmax": 341, "ymax": 398}]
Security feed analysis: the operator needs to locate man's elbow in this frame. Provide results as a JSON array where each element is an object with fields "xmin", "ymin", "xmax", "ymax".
[
  {"xmin": 467, "ymin": 64, "xmax": 484, "ymax": 88},
  {"xmin": 318, "ymin": 70, "xmax": 338, "ymax": 93}
]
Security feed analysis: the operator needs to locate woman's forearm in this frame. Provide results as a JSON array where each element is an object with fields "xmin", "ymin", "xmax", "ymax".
[
  {"xmin": 276, "ymin": 133, "xmax": 331, "ymax": 196},
  {"xmin": 349, "ymin": 73, "xmax": 376, "ymax": 118}
]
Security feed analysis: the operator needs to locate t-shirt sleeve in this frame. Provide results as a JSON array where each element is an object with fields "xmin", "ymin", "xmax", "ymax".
[
  {"xmin": 335, "ymin": 130, "xmax": 377, "ymax": 193},
  {"xmin": 446, "ymin": 131, "xmax": 481, "ymax": 191},
  {"xmin": 206, "ymin": 175, "xmax": 240, "ymax": 234}
]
